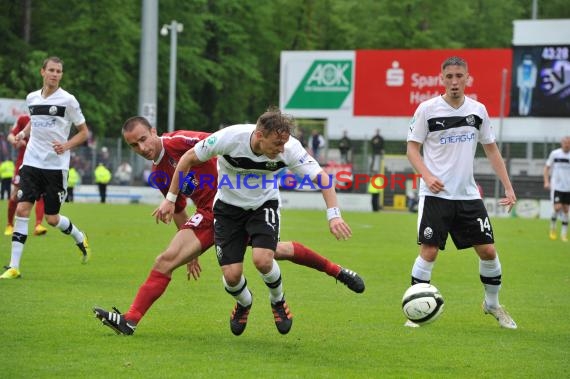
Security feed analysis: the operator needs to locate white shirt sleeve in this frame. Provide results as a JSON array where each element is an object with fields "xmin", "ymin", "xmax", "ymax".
[{"xmin": 407, "ymin": 103, "xmax": 428, "ymax": 143}]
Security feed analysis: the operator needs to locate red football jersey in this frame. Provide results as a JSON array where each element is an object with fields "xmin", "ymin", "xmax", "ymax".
[
  {"xmin": 10, "ymin": 114, "xmax": 30, "ymax": 170},
  {"xmin": 152, "ymin": 130, "xmax": 216, "ymax": 214}
]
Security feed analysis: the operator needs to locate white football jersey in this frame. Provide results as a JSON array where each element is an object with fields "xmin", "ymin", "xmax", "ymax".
[
  {"xmin": 194, "ymin": 124, "xmax": 322, "ymax": 209},
  {"xmin": 407, "ymin": 95, "xmax": 495, "ymax": 200},
  {"xmin": 545, "ymin": 148, "xmax": 570, "ymax": 192},
  {"xmin": 24, "ymin": 88, "xmax": 86, "ymax": 170}
]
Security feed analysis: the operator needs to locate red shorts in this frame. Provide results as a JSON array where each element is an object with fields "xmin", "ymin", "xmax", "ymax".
[{"xmin": 180, "ymin": 208, "xmax": 215, "ymax": 252}]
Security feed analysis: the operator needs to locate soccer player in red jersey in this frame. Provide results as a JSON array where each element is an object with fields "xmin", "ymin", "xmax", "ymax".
[
  {"xmin": 4, "ymin": 114, "xmax": 48, "ymax": 237},
  {"xmin": 93, "ymin": 116, "xmax": 364, "ymax": 335}
]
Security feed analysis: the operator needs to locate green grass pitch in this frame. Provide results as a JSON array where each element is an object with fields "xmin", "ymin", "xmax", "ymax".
[{"xmin": 0, "ymin": 201, "xmax": 568, "ymax": 378}]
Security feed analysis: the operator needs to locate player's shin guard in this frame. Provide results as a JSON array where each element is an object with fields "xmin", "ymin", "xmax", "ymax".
[
  {"xmin": 223, "ymin": 275, "xmax": 252, "ymax": 307},
  {"xmin": 411, "ymin": 255, "xmax": 434, "ymax": 285},
  {"xmin": 261, "ymin": 260, "xmax": 283, "ymax": 303},
  {"xmin": 480, "ymin": 256, "xmax": 502, "ymax": 309},
  {"xmin": 560, "ymin": 212, "xmax": 568, "ymax": 238}
]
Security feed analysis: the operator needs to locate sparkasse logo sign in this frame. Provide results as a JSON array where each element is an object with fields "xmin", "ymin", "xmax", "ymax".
[{"xmin": 286, "ymin": 60, "xmax": 352, "ymax": 109}]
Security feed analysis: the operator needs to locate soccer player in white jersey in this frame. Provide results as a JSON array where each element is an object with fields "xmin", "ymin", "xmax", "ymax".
[
  {"xmin": 0, "ymin": 57, "xmax": 91, "ymax": 280},
  {"xmin": 543, "ymin": 136, "xmax": 570, "ymax": 241},
  {"xmin": 154, "ymin": 107, "xmax": 352, "ymax": 335},
  {"xmin": 405, "ymin": 56, "xmax": 517, "ymax": 329}
]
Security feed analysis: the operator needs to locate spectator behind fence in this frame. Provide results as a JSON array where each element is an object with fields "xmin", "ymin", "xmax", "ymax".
[
  {"xmin": 338, "ymin": 130, "xmax": 352, "ymax": 164},
  {"xmin": 67, "ymin": 166, "xmax": 80, "ymax": 202},
  {"xmin": 307, "ymin": 129, "xmax": 325, "ymax": 164},
  {"xmin": 94, "ymin": 163, "xmax": 112, "ymax": 203},
  {"xmin": 369, "ymin": 129, "xmax": 385, "ymax": 174},
  {"xmin": 0, "ymin": 159, "xmax": 14, "ymax": 200},
  {"xmin": 115, "ymin": 161, "xmax": 133, "ymax": 186}
]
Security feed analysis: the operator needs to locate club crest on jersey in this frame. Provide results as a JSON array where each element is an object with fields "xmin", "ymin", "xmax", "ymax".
[
  {"xmin": 466, "ymin": 115, "xmax": 476, "ymax": 126},
  {"xmin": 168, "ymin": 157, "xmax": 177, "ymax": 168},
  {"xmin": 266, "ymin": 161, "xmax": 278, "ymax": 170},
  {"xmin": 206, "ymin": 136, "xmax": 217, "ymax": 146},
  {"xmin": 49, "ymin": 106, "xmax": 58, "ymax": 115},
  {"xmin": 423, "ymin": 227, "xmax": 433, "ymax": 239}
]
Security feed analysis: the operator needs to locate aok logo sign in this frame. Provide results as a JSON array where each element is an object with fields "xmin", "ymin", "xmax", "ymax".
[{"xmin": 286, "ymin": 60, "xmax": 353, "ymax": 109}]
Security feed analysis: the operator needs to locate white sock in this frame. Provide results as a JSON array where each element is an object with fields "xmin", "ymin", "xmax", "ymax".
[
  {"xmin": 411, "ymin": 255, "xmax": 434, "ymax": 283},
  {"xmin": 550, "ymin": 211, "xmax": 560, "ymax": 231},
  {"xmin": 10, "ymin": 216, "xmax": 30, "ymax": 269},
  {"xmin": 223, "ymin": 275, "xmax": 252, "ymax": 307},
  {"xmin": 561, "ymin": 212, "xmax": 568, "ymax": 237},
  {"xmin": 261, "ymin": 260, "xmax": 284, "ymax": 304},
  {"xmin": 56, "ymin": 215, "xmax": 84, "ymax": 243},
  {"xmin": 480, "ymin": 256, "xmax": 502, "ymax": 309}
]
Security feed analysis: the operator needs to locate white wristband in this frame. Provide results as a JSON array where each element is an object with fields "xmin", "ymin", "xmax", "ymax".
[
  {"xmin": 166, "ymin": 192, "xmax": 178, "ymax": 203},
  {"xmin": 327, "ymin": 207, "xmax": 341, "ymax": 221}
]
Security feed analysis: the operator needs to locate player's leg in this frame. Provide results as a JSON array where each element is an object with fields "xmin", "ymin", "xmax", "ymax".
[
  {"xmin": 33, "ymin": 197, "xmax": 47, "ymax": 236},
  {"xmin": 247, "ymin": 201, "xmax": 292, "ymax": 334},
  {"xmin": 560, "ymin": 200, "xmax": 569, "ymax": 242},
  {"xmin": 454, "ymin": 199, "xmax": 516, "ymax": 329},
  {"xmin": 1, "ymin": 166, "xmax": 40, "ymax": 279},
  {"xmin": 214, "ymin": 200, "xmax": 253, "ymax": 335},
  {"xmin": 0, "ymin": 201, "xmax": 33, "ymax": 279},
  {"xmin": 275, "ymin": 241, "xmax": 365, "ymax": 293},
  {"xmin": 550, "ymin": 192, "xmax": 562, "ymax": 240},
  {"xmin": 129, "ymin": 229, "xmax": 204, "ymax": 319},
  {"xmin": 43, "ymin": 169, "xmax": 90, "ymax": 263},
  {"xmin": 5, "ymin": 184, "xmax": 18, "ymax": 236},
  {"xmin": 410, "ymin": 196, "xmax": 447, "ymax": 285},
  {"xmin": 94, "ymin": 229, "xmax": 206, "ymax": 335},
  {"xmin": 474, "ymin": 244, "xmax": 517, "ymax": 329}
]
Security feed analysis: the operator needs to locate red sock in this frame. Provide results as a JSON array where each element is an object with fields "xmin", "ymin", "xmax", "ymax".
[
  {"xmin": 291, "ymin": 242, "xmax": 341, "ymax": 277},
  {"xmin": 7, "ymin": 198, "xmax": 16, "ymax": 226},
  {"xmin": 125, "ymin": 269, "xmax": 171, "ymax": 324},
  {"xmin": 35, "ymin": 198, "xmax": 45, "ymax": 226}
]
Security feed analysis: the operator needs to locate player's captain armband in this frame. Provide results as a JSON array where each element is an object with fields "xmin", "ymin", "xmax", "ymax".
[
  {"xmin": 327, "ymin": 207, "xmax": 341, "ymax": 221},
  {"xmin": 166, "ymin": 192, "xmax": 178, "ymax": 203}
]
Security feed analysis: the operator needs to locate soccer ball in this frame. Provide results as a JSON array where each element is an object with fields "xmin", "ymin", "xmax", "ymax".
[{"xmin": 402, "ymin": 283, "xmax": 445, "ymax": 325}]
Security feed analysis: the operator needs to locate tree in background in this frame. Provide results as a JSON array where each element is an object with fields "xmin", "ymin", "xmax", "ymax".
[{"xmin": 0, "ymin": 0, "xmax": 568, "ymax": 137}]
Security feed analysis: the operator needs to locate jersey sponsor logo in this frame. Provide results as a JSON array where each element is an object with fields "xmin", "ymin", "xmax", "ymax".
[
  {"xmin": 439, "ymin": 132, "xmax": 475, "ymax": 145},
  {"xmin": 31, "ymin": 119, "xmax": 56, "ymax": 128}
]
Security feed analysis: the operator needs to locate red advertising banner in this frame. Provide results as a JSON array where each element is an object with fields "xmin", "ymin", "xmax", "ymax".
[{"xmin": 354, "ymin": 49, "xmax": 512, "ymax": 117}]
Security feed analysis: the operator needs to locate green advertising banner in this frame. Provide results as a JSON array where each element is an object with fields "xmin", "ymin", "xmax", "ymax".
[{"xmin": 286, "ymin": 60, "xmax": 353, "ymax": 109}]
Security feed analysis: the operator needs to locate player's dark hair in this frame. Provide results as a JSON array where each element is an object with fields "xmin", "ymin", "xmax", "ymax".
[
  {"xmin": 122, "ymin": 116, "xmax": 152, "ymax": 134},
  {"xmin": 256, "ymin": 106, "xmax": 295, "ymax": 137},
  {"xmin": 441, "ymin": 56, "xmax": 468, "ymax": 71},
  {"xmin": 42, "ymin": 56, "xmax": 64, "ymax": 69}
]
